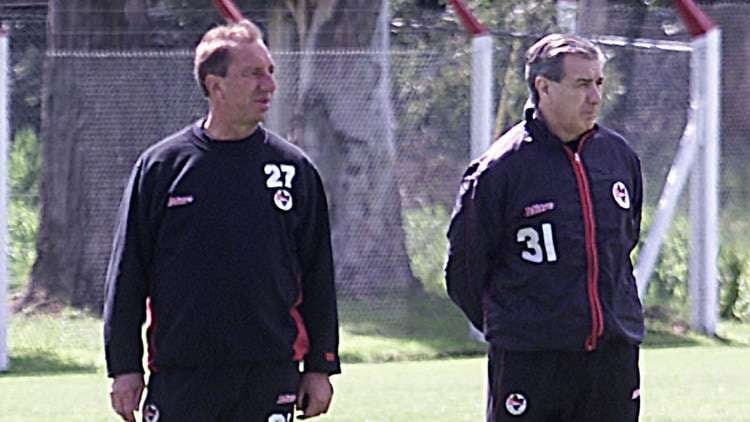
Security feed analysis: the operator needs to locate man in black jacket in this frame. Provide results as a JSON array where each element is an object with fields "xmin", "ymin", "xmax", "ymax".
[
  {"xmin": 104, "ymin": 20, "xmax": 339, "ymax": 422},
  {"xmin": 446, "ymin": 34, "xmax": 644, "ymax": 421}
]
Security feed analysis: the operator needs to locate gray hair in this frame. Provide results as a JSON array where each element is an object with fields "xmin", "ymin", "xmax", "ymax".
[{"xmin": 525, "ymin": 34, "xmax": 605, "ymax": 107}]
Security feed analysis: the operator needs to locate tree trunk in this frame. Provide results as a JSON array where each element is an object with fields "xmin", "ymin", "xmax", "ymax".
[
  {"xmin": 266, "ymin": 7, "xmax": 297, "ymax": 136},
  {"xmin": 23, "ymin": 0, "xmax": 418, "ymax": 313},
  {"xmin": 20, "ymin": 0, "xmax": 153, "ymax": 312},
  {"xmin": 282, "ymin": 0, "xmax": 419, "ymax": 301}
]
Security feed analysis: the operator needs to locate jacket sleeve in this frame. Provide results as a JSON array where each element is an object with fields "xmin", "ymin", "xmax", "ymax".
[
  {"xmin": 445, "ymin": 162, "xmax": 503, "ymax": 331},
  {"xmin": 103, "ymin": 158, "xmax": 154, "ymax": 377},
  {"xmin": 296, "ymin": 164, "xmax": 341, "ymax": 375}
]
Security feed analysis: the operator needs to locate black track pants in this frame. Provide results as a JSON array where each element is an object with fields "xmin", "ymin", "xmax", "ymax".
[
  {"xmin": 487, "ymin": 340, "xmax": 640, "ymax": 422},
  {"xmin": 142, "ymin": 362, "xmax": 299, "ymax": 422}
]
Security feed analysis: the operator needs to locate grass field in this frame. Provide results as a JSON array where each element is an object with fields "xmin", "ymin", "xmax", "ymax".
[{"xmin": 1, "ymin": 311, "xmax": 749, "ymax": 421}]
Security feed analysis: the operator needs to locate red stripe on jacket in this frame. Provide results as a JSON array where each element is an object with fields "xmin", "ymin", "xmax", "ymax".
[
  {"xmin": 563, "ymin": 130, "xmax": 604, "ymax": 351},
  {"xmin": 290, "ymin": 275, "xmax": 310, "ymax": 360}
]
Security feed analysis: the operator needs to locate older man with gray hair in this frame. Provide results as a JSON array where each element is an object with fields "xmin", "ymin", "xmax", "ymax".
[{"xmin": 446, "ymin": 33, "xmax": 644, "ymax": 421}]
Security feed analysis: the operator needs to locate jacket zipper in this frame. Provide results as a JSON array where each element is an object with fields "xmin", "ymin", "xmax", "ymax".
[{"xmin": 563, "ymin": 132, "xmax": 603, "ymax": 351}]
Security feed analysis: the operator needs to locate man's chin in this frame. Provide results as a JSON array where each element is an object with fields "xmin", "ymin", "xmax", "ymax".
[
  {"xmin": 583, "ymin": 118, "xmax": 597, "ymax": 131},
  {"xmin": 248, "ymin": 111, "xmax": 268, "ymax": 124}
]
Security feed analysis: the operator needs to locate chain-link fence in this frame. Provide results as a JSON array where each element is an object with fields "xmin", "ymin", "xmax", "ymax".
[{"xmin": 1, "ymin": 3, "xmax": 749, "ymax": 323}]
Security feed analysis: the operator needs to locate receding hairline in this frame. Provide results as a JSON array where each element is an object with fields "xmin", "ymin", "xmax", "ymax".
[
  {"xmin": 196, "ymin": 38, "xmax": 266, "ymax": 63},
  {"xmin": 526, "ymin": 34, "xmax": 605, "ymax": 66},
  {"xmin": 198, "ymin": 19, "xmax": 262, "ymax": 45},
  {"xmin": 560, "ymin": 53, "xmax": 605, "ymax": 74},
  {"xmin": 195, "ymin": 20, "xmax": 263, "ymax": 62}
]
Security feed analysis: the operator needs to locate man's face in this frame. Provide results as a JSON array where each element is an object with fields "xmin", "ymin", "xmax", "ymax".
[
  {"xmin": 218, "ymin": 40, "xmax": 276, "ymax": 127},
  {"xmin": 539, "ymin": 55, "xmax": 603, "ymax": 140}
]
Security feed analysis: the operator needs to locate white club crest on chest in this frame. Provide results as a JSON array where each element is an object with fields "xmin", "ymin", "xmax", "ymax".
[{"xmin": 612, "ymin": 181, "xmax": 630, "ymax": 209}]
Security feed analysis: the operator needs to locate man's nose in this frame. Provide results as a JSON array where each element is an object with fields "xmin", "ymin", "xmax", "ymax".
[
  {"xmin": 587, "ymin": 84, "xmax": 602, "ymax": 104},
  {"xmin": 261, "ymin": 74, "xmax": 276, "ymax": 93}
]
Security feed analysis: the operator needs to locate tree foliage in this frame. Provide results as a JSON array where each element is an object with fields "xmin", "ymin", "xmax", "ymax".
[
  {"xmin": 9, "ymin": 128, "xmax": 41, "ymax": 293},
  {"xmin": 390, "ymin": 0, "xmax": 558, "ymax": 158},
  {"xmin": 7, "ymin": 21, "xmax": 44, "ymax": 139}
]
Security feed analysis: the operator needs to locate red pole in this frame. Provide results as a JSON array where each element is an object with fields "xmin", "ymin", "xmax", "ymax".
[
  {"xmin": 447, "ymin": 0, "xmax": 488, "ymax": 36},
  {"xmin": 672, "ymin": 0, "xmax": 717, "ymax": 37},
  {"xmin": 212, "ymin": 0, "xmax": 244, "ymax": 23}
]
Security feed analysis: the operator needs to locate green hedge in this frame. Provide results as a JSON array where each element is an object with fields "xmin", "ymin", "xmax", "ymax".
[{"xmin": 9, "ymin": 127, "xmax": 40, "ymax": 293}]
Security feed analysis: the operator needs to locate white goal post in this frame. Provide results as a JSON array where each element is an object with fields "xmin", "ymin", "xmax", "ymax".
[
  {"xmin": 0, "ymin": 25, "xmax": 10, "ymax": 372},
  {"xmin": 634, "ymin": 0, "xmax": 720, "ymax": 335},
  {"xmin": 448, "ymin": 0, "xmax": 493, "ymax": 160}
]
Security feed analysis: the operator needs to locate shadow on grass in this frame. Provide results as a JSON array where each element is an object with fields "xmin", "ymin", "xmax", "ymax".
[
  {"xmin": 642, "ymin": 306, "xmax": 750, "ymax": 349},
  {"xmin": 642, "ymin": 327, "xmax": 704, "ymax": 349},
  {"xmin": 339, "ymin": 293, "xmax": 487, "ymax": 362},
  {"xmin": 338, "ymin": 293, "xmax": 749, "ymax": 362},
  {"xmin": 0, "ymin": 350, "xmax": 97, "ymax": 377},
  {"xmin": 643, "ymin": 327, "xmax": 750, "ymax": 349}
]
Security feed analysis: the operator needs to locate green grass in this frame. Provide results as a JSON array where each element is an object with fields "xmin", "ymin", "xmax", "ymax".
[
  {"xmin": 5, "ymin": 309, "xmax": 101, "ymax": 375},
  {"xmin": 1, "ymin": 310, "xmax": 749, "ymax": 421},
  {"xmin": 0, "ymin": 373, "xmax": 112, "ymax": 421},
  {"xmin": 1, "ymin": 311, "xmax": 111, "ymax": 421},
  {"xmin": 640, "ymin": 347, "xmax": 750, "ymax": 422},
  {"xmin": 339, "ymin": 294, "xmax": 486, "ymax": 362}
]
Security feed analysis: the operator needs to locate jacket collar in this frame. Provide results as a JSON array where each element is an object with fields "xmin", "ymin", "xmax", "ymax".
[{"xmin": 523, "ymin": 106, "xmax": 598, "ymax": 150}]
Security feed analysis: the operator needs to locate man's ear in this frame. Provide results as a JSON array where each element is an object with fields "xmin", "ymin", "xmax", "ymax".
[
  {"xmin": 535, "ymin": 76, "xmax": 550, "ymax": 100},
  {"xmin": 204, "ymin": 74, "xmax": 224, "ymax": 100}
]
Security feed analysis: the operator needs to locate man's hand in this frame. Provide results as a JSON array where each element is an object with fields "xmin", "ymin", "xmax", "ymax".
[
  {"xmin": 110, "ymin": 372, "xmax": 145, "ymax": 422},
  {"xmin": 297, "ymin": 372, "xmax": 333, "ymax": 419}
]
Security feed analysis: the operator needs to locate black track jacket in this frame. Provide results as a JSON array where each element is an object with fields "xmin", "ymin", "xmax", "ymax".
[
  {"xmin": 446, "ymin": 110, "xmax": 644, "ymax": 351},
  {"xmin": 104, "ymin": 120, "xmax": 340, "ymax": 377}
]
